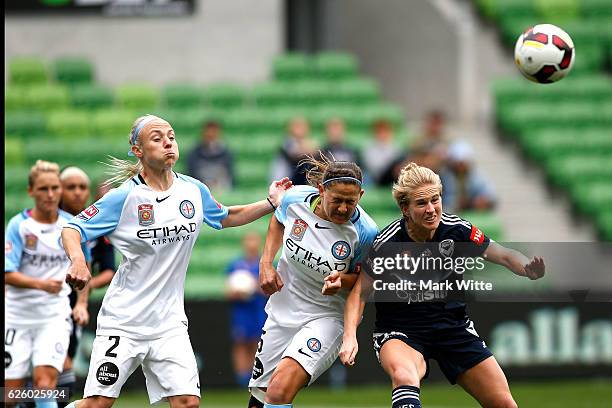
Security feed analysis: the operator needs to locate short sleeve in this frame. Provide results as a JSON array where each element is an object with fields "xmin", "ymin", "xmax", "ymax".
[
  {"xmin": 66, "ymin": 186, "xmax": 130, "ymax": 243},
  {"xmin": 449, "ymin": 220, "xmax": 490, "ymax": 257},
  {"xmin": 5, "ymin": 215, "xmax": 24, "ymax": 272},
  {"xmin": 174, "ymin": 174, "xmax": 229, "ymax": 230},
  {"xmin": 350, "ymin": 211, "xmax": 378, "ymax": 272},
  {"xmin": 275, "ymin": 186, "xmax": 315, "ymax": 225}
]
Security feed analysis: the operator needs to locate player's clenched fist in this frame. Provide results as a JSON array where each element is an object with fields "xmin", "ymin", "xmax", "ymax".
[
  {"xmin": 339, "ymin": 334, "xmax": 358, "ymax": 367},
  {"xmin": 322, "ymin": 271, "xmax": 342, "ymax": 295},
  {"xmin": 65, "ymin": 259, "xmax": 91, "ymax": 290},
  {"xmin": 259, "ymin": 262, "xmax": 284, "ymax": 295}
]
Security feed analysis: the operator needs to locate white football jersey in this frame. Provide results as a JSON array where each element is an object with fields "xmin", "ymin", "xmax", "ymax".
[
  {"xmin": 267, "ymin": 185, "xmax": 378, "ymax": 327},
  {"xmin": 5, "ymin": 209, "xmax": 75, "ymax": 327},
  {"xmin": 65, "ymin": 173, "xmax": 228, "ymax": 339}
]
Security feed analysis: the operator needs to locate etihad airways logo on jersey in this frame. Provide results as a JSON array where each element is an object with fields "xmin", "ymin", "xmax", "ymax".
[
  {"xmin": 285, "ymin": 237, "xmax": 348, "ymax": 275},
  {"xmin": 137, "ymin": 222, "xmax": 197, "ymax": 246}
]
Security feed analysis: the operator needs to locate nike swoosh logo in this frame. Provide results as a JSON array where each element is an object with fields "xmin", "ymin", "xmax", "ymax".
[
  {"xmin": 315, "ymin": 223, "xmax": 331, "ymax": 229},
  {"xmin": 156, "ymin": 195, "xmax": 170, "ymax": 203},
  {"xmin": 297, "ymin": 348, "xmax": 312, "ymax": 358}
]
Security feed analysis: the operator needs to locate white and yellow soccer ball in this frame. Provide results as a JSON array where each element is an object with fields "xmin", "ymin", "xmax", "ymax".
[
  {"xmin": 514, "ymin": 23, "xmax": 575, "ymax": 83},
  {"xmin": 227, "ymin": 269, "xmax": 258, "ymax": 298}
]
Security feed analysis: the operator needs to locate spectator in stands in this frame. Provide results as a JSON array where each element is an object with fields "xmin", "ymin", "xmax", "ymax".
[
  {"xmin": 361, "ymin": 119, "xmax": 399, "ymax": 185},
  {"xmin": 446, "ymin": 140, "xmax": 496, "ymax": 212},
  {"xmin": 187, "ymin": 120, "xmax": 234, "ymax": 192},
  {"xmin": 411, "ymin": 109, "xmax": 450, "ymax": 157},
  {"xmin": 321, "ymin": 118, "xmax": 361, "ymax": 165},
  {"xmin": 270, "ymin": 117, "xmax": 318, "ymax": 186},
  {"xmin": 225, "ymin": 232, "xmax": 268, "ymax": 388}
]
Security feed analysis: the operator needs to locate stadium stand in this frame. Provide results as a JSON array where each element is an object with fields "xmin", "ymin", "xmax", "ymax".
[
  {"xmin": 5, "ymin": 52, "xmax": 507, "ymax": 298},
  {"xmin": 476, "ymin": 0, "xmax": 612, "ymax": 241}
]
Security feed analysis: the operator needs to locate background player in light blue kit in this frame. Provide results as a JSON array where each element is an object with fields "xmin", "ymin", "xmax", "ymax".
[
  {"xmin": 61, "ymin": 114, "xmax": 292, "ymax": 408},
  {"xmin": 5, "ymin": 160, "xmax": 88, "ymax": 408}
]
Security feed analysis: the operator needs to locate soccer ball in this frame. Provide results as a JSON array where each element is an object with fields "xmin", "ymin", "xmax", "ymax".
[
  {"xmin": 514, "ymin": 24, "xmax": 575, "ymax": 83},
  {"xmin": 227, "ymin": 269, "xmax": 257, "ymax": 298}
]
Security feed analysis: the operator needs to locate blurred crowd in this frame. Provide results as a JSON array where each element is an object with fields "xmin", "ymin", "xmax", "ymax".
[{"xmin": 187, "ymin": 109, "xmax": 497, "ymax": 214}]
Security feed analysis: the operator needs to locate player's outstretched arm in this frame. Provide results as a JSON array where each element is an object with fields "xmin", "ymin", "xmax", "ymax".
[
  {"xmin": 5, "ymin": 272, "xmax": 63, "ymax": 293},
  {"xmin": 221, "ymin": 177, "xmax": 292, "ymax": 228},
  {"xmin": 259, "ymin": 215, "xmax": 285, "ymax": 295},
  {"xmin": 339, "ymin": 272, "xmax": 369, "ymax": 367},
  {"xmin": 62, "ymin": 227, "xmax": 92, "ymax": 290},
  {"xmin": 483, "ymin": 241, "xmax": 545, "ymax": 280}
]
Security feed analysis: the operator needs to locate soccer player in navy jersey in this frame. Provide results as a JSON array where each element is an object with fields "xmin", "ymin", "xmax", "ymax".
[
  {"xmin": 246, "ymin": 156, "xmax": 378, "ymax": 408},
  {"xmin": 340, "ymin": 162, "xmax": 544, "ymax": 408},
  {"xmin": 61, "ymin": 114, "xmax": 292, "ymax": 408}
]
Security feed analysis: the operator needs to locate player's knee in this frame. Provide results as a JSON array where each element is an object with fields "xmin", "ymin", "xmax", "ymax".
[
  {"xmin": 388, "ymin": 365, "xmax": 420, "ymax": 387},
  {"xmin": 265, "ymin": 378, "xmax": 294, "ymax": 404},
  {"xmin": 32, "ymin": 375, "xmax": 57, "ymax": 390},
  {"xmin": 487, "ymin": 393, "xmax": 517, "ymax": 408},
  {"xmin": 171, "ymin": 395, "xmax": 199, "ymax": 408}
]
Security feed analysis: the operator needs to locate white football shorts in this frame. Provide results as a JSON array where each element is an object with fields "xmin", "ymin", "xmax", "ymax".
[
  {"xmin": 248, "ymin": 316, "xmax": 343, "ymax": 400},
  {"xmin": 83, "ymin": 332, "xmax": 200, "ymax": 405},
  {"xmin": 4, "ymin": 316, "xmax": 72, "ymax": 379}
]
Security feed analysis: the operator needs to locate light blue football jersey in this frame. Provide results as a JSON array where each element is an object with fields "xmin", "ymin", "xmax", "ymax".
[
  {"xmin": 5, "ymin": 209, "xmax": 76, "ymax": 326},
  {"xmin": 65, "ymin": 173, "xmax": 228, "ymax": 339},
  {"xmin": 267, "ymin": 185, "xmax": 378, "ymax": 327}
]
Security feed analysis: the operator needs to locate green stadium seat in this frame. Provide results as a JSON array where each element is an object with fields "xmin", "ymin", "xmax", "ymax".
[
  {"xmin": 535, "ymin": 0, "xmax": 579, "ymax": 21},
  {"xmin": 223, "ymin": 108, "xmax": 271, "ymax": 135},
  {"xmin": 569, "ymin": 180, "xmax": 612, "ymax": 218},
  {"xmin": 92, "ymin": 109, "xmax": 137, "ymax": 139},
  {"xmin": 53, "ymin": 57, "xmax": 94, "ymax": 86},
  {"xmin": 27, "ymin": 85, "xmax": 70, "ymax": 111},
  {"xmin": 24, "ymin": 139, "xmax": 126, "ymax": 170},
  {"xmin": 334, "ymin": 78, "xmax": 381, "ymax": 105},
  {"xmin": 519, "ymin": 128, "xmax": 612, "ymax": 162},
  {"xmin": 359, "ymin": 188, "xmax": 396, "ymax": 214},
  {"xmin": 544, "ymin": 154, "xmax": 612, "ymax": 190},
  {"xmin": 47, "ymin": 110, "xmax": 93, "ymax": 138},
  {"xmin": 5, "ymin": 193, "xmax": 32, "ymax": 225},
  {"xmin": 226, "ymin": 133, "xmax": 281, "ymax": 162},
  {"xmin": 9, "ymin": 57, "xmax": 48, "ymax": 85},
  {"xmin": 292, "ymin": 80, "xmax": 334, "ymax": 107},
  {"xmin": 314, "ymin": 52, "xmax": 358, "ymax": 80},
  {"xmin": 160, "ymin": 109, "xmax": 222, "ymax": 140},
  {"xmin": 595, "ymin": 210, "xmax": 612, "ymax": 241},
  {"xmin": 163, "ymin": 83, "xmax": 204, "ymax": 109},
  {"xmin": 491, "ymin": 0, "xmax": 535, "ymax": 21},
  {"xmin": 69, "ymin": 85, "xmax": 114, "ymax": 110},
  {"xmin": 203, "ymin": 83, "xmax": 245, "ymax": 109},
  {"xmin": 457, "ymin": 211, "xmax": 505, "ymax": 241},
  {"xmin": 235, "ymin": 160, "xmax": 269, "ymax": 187},
  {"xmin": 5, "ymin": 111, "xmax": 47, "ymax": 138},
  {"xmin": 116, "ymin": 84, "xmax": 160, "ymax": 111},
  {"xmin": 581, "ymin": 0, "xmax": 612, "ymax": 19},
  {"xmin": 5, "ymin": 138, "xmax": 25, "ymax": 167},
  {"xmin": 272, "ymin": 53, "xmax": 312, "ymax": 82},
  {"xmin": 251, "ymin": 82, "xmax": 294, "ymax": 108},
  {"xmin": 5, "ymin": 166, "xmax": 30, "ymax": 195},
  {"xmin": 345, "ymin": 104, "xmax": 405, "ymax": 132},
  {"xmin": 5, "ymin": 87, "xmax": 30, "ymax": 111}
]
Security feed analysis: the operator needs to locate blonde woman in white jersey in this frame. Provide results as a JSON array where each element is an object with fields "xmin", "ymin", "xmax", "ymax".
[
  {"xmin": 61, "ymin": 115, "xmax": 292, "ymax": 408},
  {"xmin": 5, "ymin": 160, "xmax": 89, "ymax": 408}
]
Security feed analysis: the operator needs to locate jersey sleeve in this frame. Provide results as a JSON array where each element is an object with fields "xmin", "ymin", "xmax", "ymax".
[
  {"xmin": 65, "ymin": 186, "xmax": 130, "ymax": 243},
  {"xmin": 275, "ymin": 186, "xmax": 315, "ymax": 225},
  {"xmin": 350, "ymin": 213, "xmax": 378, "ymax": 272},
  {"xmin": 451, "ymin": 219, "xmax": 490, "ymax": 257},
  {"xmin": 5, "ymin": 215, "xmax": 24, "ymax": 272}
]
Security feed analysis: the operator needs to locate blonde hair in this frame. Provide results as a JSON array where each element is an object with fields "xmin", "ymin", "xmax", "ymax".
[
  {"xmin": 28, "ymin": 160, "xmax": 60, "ymax": 187},
  {"xmin": 392, "ymin": 162, "xmax": 443, "ymax": 209},
  {"xmin": 60, "ymin": 166, "xmax": 90, "ymax": 185},
  {"xmin": 104, "ymin": 114, "xmax": 162, "ymax": 186}
]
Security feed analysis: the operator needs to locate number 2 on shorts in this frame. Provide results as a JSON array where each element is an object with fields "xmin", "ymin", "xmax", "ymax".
[{"xmin": 105, "ymin": 336, "xmax": 120, "ymax": 358}]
